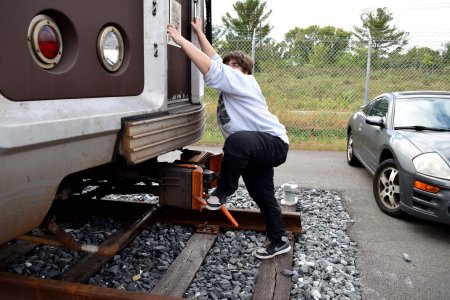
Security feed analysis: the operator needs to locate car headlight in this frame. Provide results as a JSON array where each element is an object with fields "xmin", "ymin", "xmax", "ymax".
[{"xmin": 413, "ymin": 153, "xmax": 450, "ymax": 180}]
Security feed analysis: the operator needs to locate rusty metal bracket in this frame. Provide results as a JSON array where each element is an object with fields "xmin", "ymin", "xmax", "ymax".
[{"xmin": 194, "ymin": 223, "xmax": 219, "ymax": 235}]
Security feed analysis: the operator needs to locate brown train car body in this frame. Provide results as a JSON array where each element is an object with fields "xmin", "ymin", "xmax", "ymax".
[{"xmin": 0, "ymin": 0, "xmax": 206, "ymax": 244}]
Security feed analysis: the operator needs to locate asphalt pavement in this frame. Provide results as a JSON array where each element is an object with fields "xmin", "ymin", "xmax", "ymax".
[
  {"xmin": 162, "ymin": 147, "xmax": 450, "ymax": 300},
  {"xmin": 280, "ymin": 150, "xmax": 450, "ymax": 300}
]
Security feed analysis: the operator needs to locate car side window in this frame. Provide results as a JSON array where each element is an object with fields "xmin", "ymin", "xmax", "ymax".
[
  {"xmin": 362, "ymin": 101, "xmax": 375, "ymax": 115},
  {"xmin": 365, "ymin": 98, "xmax": 389, "ymax": 118}
]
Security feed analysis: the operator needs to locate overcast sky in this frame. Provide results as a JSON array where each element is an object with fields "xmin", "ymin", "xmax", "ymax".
[{"xmin": 211, "ymin": 0, "xmax": 450, "ymax": 50}]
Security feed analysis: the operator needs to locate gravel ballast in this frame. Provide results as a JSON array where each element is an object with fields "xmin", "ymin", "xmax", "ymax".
[
  {"xmin": 290, "ymin": 188, "xmax": 361, "ymax": 300},
  {"xmin": 2, "ymin": 186, "xmax": 362, "ymax": 300},
  {"xmin": 184, "ymin": 187, "xmax": 362, "ymax": 300}
]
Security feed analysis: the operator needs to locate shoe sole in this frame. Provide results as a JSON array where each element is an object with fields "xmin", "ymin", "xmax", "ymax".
[
  {"xmin": 205, "ymin": 204, "xmax": 222, "ymax": 210},
  {"xmin": 254, "ymin": 245, "xmax": 291, "ymax": 259}
]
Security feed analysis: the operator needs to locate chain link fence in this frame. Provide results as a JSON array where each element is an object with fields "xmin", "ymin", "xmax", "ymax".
[{"xmin": 195, "ymin": 34, "xmax": 450, "ymax": 151}]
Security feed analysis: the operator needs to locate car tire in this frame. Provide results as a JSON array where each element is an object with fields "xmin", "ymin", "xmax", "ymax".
[
  {"xmin": 347, "ymin": 130, "xmax": 361, "ymax": 167},
  {"xmin": 373, "ymin": 159, "xmax": 403, "ymax": 216}
]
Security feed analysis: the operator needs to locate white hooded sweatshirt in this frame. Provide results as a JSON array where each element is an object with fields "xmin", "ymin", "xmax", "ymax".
[{"xmin": 204, "ymin": 54, "xmax": 289, "ymax": 144}]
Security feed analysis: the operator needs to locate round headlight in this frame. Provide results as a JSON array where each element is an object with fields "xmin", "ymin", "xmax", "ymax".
[
  {"xmin": 97, "ymin": 26, "xmax": 124, "ymax": 72},
  {"xmin": 28, "ymin": 15, "xmax": 63, "ymax": 69}
]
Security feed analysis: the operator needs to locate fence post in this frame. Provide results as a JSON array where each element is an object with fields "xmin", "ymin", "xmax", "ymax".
[
  {"xmin": 364, "ymin": 31, "xmax": 372, "ymax": 105},
  {"xmin": 251, "ymin": 28, "xmax": 256, "ymax": 74}
]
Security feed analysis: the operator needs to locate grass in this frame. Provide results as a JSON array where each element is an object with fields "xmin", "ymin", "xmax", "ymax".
[{"xmin": 194, "ymin": 66, "xmax": 450, "ymax": 151}]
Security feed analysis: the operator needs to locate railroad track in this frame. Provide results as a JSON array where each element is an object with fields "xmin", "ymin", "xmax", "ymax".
[{"xmin": 0, "ymin": 199, "xmax": 302, "ymax": 300}]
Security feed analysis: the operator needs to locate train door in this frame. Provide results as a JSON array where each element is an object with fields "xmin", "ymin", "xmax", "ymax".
[{"xmin": 167, "ymin": 0, "xmax": 193, "ymax": 103}]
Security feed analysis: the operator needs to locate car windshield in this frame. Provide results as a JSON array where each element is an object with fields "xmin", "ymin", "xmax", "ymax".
[{"xmin": 394, "ymin": 97, "xmax": 450, "ymax": 130}]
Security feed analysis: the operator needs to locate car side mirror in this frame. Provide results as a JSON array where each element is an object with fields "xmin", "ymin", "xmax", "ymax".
[{"xmin": 366, "ymin": 116, "xmax": 385, "ymax": 127}]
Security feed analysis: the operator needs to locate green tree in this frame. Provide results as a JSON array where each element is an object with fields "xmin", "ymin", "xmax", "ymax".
[
  {"xmin": 317, "ymin": 26, "xmax": 352, "ymax": 65},
  {"xmin": 283, "ymin": 25, "xmax": 351, "ymax": 66},
  {"xmin": 254, "ymin": 38, "xmax": 284, "ymax": 71},
  {"xmin": 283, "ymin": 26, "xmax": 316, "ymax": 65},
  {"xmin": 211, "ymin": 25, "xmax": 229, "ymax": 55},
  {"xmin": 337, "ymin": 45, "xmax": 369, "ymax": 68},
  {"xmin": 309, "ymin": 44, "xmax": 328, "ymax": 67},
  {"xmin": 442, "ymin": 42, "xmax": 450, "ymax": 67},
  {"xmin": 221, "ymin": 0, "xmax": 272, "ymax": 51},
  {"xmin": 353, "ymin": 7, "xmax": 409, "ymax": 56},
  {"xmin": 404, "ymin": 47, "xmax": 442, "ymax": 70}
]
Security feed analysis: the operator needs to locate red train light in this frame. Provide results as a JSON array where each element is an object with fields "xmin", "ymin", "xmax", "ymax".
[
  {"xmin": 28, "ymin": 15, "xmax": 63, "ymax": 69},
  {"xmin": 38, "ymin": 25, "xmax": 61, "ymax": 59}
]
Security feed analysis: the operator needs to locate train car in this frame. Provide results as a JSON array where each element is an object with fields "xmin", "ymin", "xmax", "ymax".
[{"xmin": 0, "ymin": 0, "xmax": 212, "ymax": 245}]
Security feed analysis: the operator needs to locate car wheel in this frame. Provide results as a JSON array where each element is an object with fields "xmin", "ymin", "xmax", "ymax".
[
  {"xmin": 373, "ymin": 159, "xmax": 403, "ymax": 216},
  {"xmin": 347, "ymin": 130, "xmax": 361, "ymax": 166}
]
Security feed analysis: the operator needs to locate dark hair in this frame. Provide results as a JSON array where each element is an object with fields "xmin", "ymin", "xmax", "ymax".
[{"xmin": 223, "ymin": 50, "xmax": 253, "ymax": 75}]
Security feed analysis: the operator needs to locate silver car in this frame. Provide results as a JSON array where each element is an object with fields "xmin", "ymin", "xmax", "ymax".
[{"xmin": 347, "ymin": 91, "xmax": 450, "ymax": 224}]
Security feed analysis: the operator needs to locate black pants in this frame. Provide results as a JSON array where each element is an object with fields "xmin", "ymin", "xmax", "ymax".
[{"xmin": 217, "ymin": 131, "xmax": 289, "ymax": 244}]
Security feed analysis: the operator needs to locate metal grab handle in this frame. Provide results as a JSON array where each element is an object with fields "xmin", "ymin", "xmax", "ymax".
[{"xmin": 193, "ymin": 0, "xmax": 198, "ymax": 19}]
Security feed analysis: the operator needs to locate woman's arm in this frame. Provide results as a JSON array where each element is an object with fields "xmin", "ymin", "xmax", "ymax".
[
  {"xmin": 167, "ymin": 21, "xmax": 215, "ymax": 75},
  {"xmin": 191, "ymin": 17, "xmax": 216, "ymax": 58}
]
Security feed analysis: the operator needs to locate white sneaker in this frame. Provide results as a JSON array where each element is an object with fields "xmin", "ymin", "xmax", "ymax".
[{"xmin": 205, "ymin": 195, "xmax": 222, "ymax": 210}]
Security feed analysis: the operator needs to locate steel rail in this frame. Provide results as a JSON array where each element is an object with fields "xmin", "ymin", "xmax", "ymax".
[
  {"xmin": 0, "ymin": 271, "xmax": 180, "ymax": 300},
  {"xmin": 151, "ymin": 206, "xmax": 303, "ymax": 234}
]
